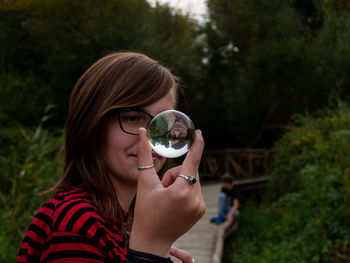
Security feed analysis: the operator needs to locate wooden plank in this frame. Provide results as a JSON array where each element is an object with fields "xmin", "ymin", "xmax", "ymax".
[
  {"xmin": 233, "ymin": 175, "xmax": 269, "ymax": 186},
  {"xmin": 205, "ymin": 148, "xmax": 269, "ymax": 153},
  {"xmin": 172, "ymin": 183, "xmax": 221, "ymax": 263},
  {"xmin": 172, "ymin": 176, "xmax": 269, "ymax": 262}
]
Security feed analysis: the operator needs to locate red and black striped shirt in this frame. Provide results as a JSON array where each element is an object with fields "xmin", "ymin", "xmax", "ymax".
[{"xmin": 17, "ymin": 188, "xmax": 128, "ymax": 262}]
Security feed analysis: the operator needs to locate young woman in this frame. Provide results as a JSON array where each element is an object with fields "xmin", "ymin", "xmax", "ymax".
[{"xmin": 17, "ymin": 52, "xmax": 205, "ymax": 263}]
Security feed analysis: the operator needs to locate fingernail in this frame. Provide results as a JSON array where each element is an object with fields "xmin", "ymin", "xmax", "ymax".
[
  {"xmin": 139, "ymin": 127, "xmax": 147, "ymax": 134},
  {"xmin": 196, "ymin": 129, "xmax": 202, "ymax": 136}
]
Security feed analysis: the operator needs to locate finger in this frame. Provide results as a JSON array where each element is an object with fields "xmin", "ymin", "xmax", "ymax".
[
  {"xmin": 174, "ymin": 130, "xmax": 204, "ymax": 188},
  {"xmin": 137, "ymin": 127, "xmax": 160, "ymax": 189},
  {"xmin": 161, "ymin": 166, "xmax": 181, "ymax": 187},
  {"xmin": 170, "ymin": 247, "xmax": 193, "ymax": 263}
]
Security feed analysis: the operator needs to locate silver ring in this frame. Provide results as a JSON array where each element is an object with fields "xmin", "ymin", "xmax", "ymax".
[
  {"xmin": 137, "ymin": 164, "xmax": 154, "ymax": 170},
  {"xmin": 178, "ymin": 174, "xmax": 197, "ymax": 185}
]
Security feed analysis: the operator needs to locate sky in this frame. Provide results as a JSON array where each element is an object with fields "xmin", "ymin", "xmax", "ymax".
[{"xmin": 148, "ymin": 0, "xmax": 208, "ymax": 22}]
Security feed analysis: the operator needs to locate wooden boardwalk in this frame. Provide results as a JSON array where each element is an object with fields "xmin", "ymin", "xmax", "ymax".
[{"xmin": 173, "ymin": 183, "xmax": 222, "ymax": 263}]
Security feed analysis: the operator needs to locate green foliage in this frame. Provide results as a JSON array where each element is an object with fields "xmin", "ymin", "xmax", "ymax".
[
  {"xmin": 0, "ymin": 0, "xmax": 203, "ymax": 127},
  {"xmin": 2, "ymin": 0, "xmax": 350, "ymax": 149},
  {"xmin": 0, "ymin": 109, "xmax": 62, "ymax": 262},
  {"xmin": 0, "ymin": 72, "xmax": 51, "ymax": 126},
  {"xmin": 202, "ymin": 0, "xmax": 350, "ymax": 147},
  {"xmin": 225, "ymin": 104, "xmax": 350, "ymax": 263}
]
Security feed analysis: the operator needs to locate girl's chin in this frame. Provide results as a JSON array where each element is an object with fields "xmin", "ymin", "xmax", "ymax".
[{"xmin": 155, "ymin": 158, "xmax": 166, "ymax": 171}]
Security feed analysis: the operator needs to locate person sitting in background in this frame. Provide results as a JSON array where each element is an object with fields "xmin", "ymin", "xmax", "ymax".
[{"xmin": 210, "ymin": 173, "xmax": 239, "ymax": 224}]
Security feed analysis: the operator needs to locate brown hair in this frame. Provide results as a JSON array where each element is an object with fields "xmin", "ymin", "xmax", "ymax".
[
  {"xmin": 221, "ymin": 173, "xmax": 233, "ymax": 184},
  {"xmin": 51, "ymin": 52, "xmax": 178, "ymax": 236}
]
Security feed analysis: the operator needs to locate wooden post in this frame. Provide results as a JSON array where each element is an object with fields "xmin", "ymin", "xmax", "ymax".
[
  {"xmin": 264, "ymin": 151, "xmax": 269, "ymax": 175},
  {"xmin": 224, "ymin": 150, "xmax": 229, "ymax": 174},
  {"xmin": 248, "ymin": 153, "xmax": 253, "ymax": 177}
]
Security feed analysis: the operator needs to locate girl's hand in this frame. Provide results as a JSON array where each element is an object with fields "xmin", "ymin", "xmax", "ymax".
[
  {"xmin": 129, "ymin": 128, "xmax": 205, "ymax": 257},
  {"xmin": 170, "ymin": 247, "xmax": 194, "ymax": 263}
]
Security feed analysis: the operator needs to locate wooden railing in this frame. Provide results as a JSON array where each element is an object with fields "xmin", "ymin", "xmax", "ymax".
[{"xmin": 200, "ymin": 148, "xmax": 271, "ymax": 179}]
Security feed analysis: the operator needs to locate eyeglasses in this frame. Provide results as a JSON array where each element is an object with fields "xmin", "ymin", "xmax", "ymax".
[{"xmin": 117, "ymin": 107, "xmax": 154, "ymax": 135}]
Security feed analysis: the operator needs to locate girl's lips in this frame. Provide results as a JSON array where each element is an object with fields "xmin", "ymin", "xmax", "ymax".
[{"xmin": 131, "ymin": 152, "xmax": 160, "ymax": 163}]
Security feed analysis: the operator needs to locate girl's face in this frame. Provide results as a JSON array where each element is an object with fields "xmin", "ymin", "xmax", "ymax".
[{"xmin": 102, "ymin": 90, "xmax": 175, "ymax": 186}]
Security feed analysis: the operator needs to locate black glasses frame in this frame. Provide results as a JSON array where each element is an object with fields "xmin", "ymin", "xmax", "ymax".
[{"xmin": 117, "ymin": 107, "xmax": 155, "ymax": 135}]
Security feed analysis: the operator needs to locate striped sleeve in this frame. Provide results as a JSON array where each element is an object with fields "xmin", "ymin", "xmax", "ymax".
[
  {"xmin": 17, "ymin": 189, "xmax": 128, "ymax": 263},
  {"xmin": 40, "ymin": 231, "xmax": 114, "ymax": 262},
  {"xmin": 17, "ymin": 203, "xmax": 56, "ymax": 262}
]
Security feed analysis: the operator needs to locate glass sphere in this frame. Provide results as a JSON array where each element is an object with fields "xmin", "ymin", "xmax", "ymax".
[{"xmin": 147, "ymin": 110, "xmax": 195, "ymax": 158}]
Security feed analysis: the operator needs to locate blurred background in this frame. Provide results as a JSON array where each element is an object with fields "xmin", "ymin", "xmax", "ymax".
[{"xmin": 0, "ymin": 0, "xmax": 349, "ymax": 262}]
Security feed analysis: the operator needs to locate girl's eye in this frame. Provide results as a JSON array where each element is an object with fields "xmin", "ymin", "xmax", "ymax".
[
  {"xmin": 120, "ymin": 110, "xmax": 151, "ymax": 127},
  {"xmin": 124, "ymin": 115, "xmax": 141, "ymax": 122}
]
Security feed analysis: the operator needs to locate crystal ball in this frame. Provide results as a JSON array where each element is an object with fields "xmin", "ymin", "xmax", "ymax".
[{"xmin": 147, "ymin": 110, "xmax": 195, "ymax": 158}]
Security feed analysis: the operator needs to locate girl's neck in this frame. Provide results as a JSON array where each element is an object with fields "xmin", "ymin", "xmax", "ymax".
[{"xmin": 110, "ymin": 177, "xmax": 137, "ymax": 212}]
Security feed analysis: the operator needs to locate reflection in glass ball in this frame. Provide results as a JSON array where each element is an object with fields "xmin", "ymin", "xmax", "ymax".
[{"xmin": 147, "ymin": 110, "xmax": 195, "ymax": 158}]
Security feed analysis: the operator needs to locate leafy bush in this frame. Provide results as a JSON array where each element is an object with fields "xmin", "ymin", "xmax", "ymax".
[
  {"xmin": 0, "ymin": 113, "xmax": 62, "ymax": 262},
  {"xmin": 226, "ymin": 104, "xmax": 350, "ymax": 263}
]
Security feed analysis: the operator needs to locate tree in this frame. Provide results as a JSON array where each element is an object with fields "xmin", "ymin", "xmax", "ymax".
[
  {"xmin": 201, "ymin": 0, "xmax": 350, "ymax": 148},
  {"xmin": 0, "ymin": 0, "xmax": 203, "ymax": 128}
]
